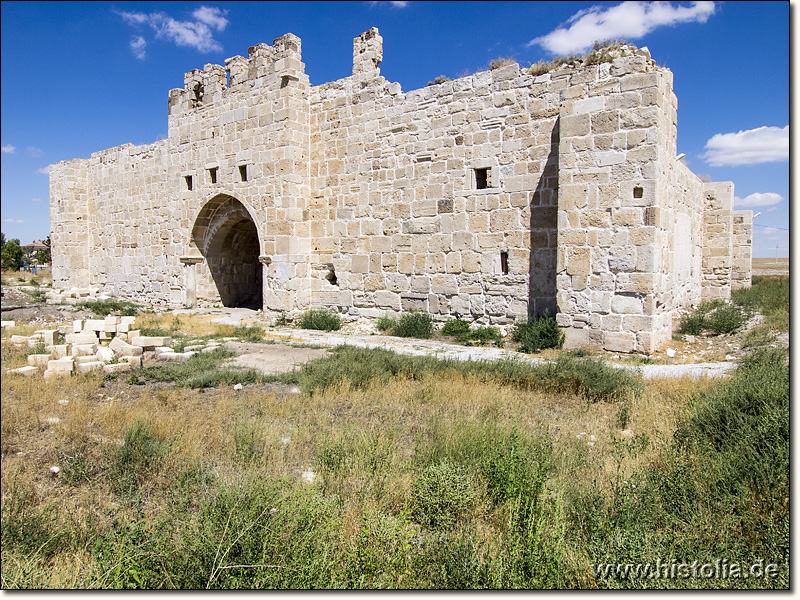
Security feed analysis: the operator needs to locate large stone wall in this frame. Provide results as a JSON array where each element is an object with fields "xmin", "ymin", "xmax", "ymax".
[{"xmin": 50, "ymin": 27, "xmax": 751, "ymax": 353}]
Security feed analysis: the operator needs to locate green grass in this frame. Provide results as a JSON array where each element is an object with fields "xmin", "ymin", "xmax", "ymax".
[
  {"xmin": 732, "ymin": 276, "xmax": 789, "ymax": 332},
  {"xmin": 586, "ymin": 347, "xmax": 789, "ymax": 589},
  {"xmin": 376, "ymin": 311, "xmax": 434, "ymax": 339},
  {"xmin": 127, "ymin": 347, "xmax": 269, "ymax": 388},
  {"xmin": 79, "ymin": 299, "xmax": 139, "ymax": 317},
  {"xmin": 277, "ymin": 345, "xmax": 641, "ymax": 402},
  {"xmin": 440, "ymin": 318, "xmax": 503, "ymax": 346},
  {"xmin": 297, "ymin": 308, "xmax": 342, "ymax": 332}
]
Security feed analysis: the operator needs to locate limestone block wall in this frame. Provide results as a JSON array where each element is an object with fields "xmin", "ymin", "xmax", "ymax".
[
  {"xmin": 49, "ymin": 27, "xmax": 750, "ymax": 353},
  {"xmin": 701, "ymin": 181, "xmax": 734, "ymax": 300},
  {"xmin": 555, "ymin": 47, "xmax": 674, "ymax": 353},
  {"xmin": 167, "ymin": 33, "xmax": 313, "ymax": 311},
  {"xmin": 731, "ymin": 210, "xmax": 753, "ymax": 290},
  {"xmin": 50, "ymin": 159, "xmax": 92, "ymax": 289},
  {"xmin": 308, "ymin": 30, "xmax": 560, "ymax": 322}
]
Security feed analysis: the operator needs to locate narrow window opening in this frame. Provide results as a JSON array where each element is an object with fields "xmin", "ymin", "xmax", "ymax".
[
  {"xmin": 192, "ymin": 82, "xmax": 204, "ymax": 106},
  {"xmin": 208, "ymin": 167, "xmax": 218, "ymax": 184},
  {"xmin": 475, "ymin": 168, "xmax": 490, "ymax": 189},
  {"xmin": 326, "ymin": 267, "xmax": 338, "ymax": 286},
  {"xmin": 184, "ymin": 175, "xmax": 193, "ymax": 191},
  {"xmin": 633, "ymin": 186, "xmax": 644, "ymax": 199},
  {"xmin": 500, "ymin": 251, "xmax": 509, "ymax": 275},
  {"xmin": 239, "ymin": 165, "xmax": 248, "ymax": 182}
]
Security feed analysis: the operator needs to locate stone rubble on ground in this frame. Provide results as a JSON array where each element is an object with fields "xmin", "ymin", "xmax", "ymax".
[{"xmin": 3, "ymin": 316, "xmax": 243, "ymax": 379}]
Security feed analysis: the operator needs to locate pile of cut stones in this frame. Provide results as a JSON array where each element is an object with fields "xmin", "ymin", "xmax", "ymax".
[
  {"xmin": 2, "ymin": 316, "xmax": 205, "ymax": 378},
  {"xmin": 44, "ymin": 286, "xmax": 114, "ymax": 305}
]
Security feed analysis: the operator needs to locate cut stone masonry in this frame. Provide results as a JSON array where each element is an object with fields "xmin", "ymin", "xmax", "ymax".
[{"xmin": 50, "ymin": 28, "xmax": 752, "ymax": 354}]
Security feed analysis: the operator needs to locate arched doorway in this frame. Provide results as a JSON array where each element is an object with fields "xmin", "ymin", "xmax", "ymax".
[{"xmin": 190, "ymin": 194, "xmax": 263, "ymax": 309}]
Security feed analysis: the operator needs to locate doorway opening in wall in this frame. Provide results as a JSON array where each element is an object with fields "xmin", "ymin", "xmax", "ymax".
[{"xmin": 191, "ymin": 194, "xmax": 263, "ymax": 310}]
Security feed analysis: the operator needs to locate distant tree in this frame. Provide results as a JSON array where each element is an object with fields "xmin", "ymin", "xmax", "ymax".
[
  {"xmin": 34, "ymin": 235, "xmax": 51, "ymax": 265},
  {"xmin": 1, "ymin": 235, "xmax": 24, "ymax": 270}
]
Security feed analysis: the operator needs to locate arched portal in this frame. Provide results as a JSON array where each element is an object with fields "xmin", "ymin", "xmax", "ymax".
[{"xmin": 190, "ymin": 194, "xmax": 263, "ymax": 309}]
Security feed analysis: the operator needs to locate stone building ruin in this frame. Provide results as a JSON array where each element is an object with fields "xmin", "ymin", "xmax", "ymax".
[{"xmin": 50, "ymin": 28, "xmax": 752, "ymax": 354}]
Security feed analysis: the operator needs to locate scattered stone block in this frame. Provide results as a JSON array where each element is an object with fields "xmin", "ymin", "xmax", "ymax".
[
  {"xmin": 27, "ymin": 354, "xmax": 51, "ymax": 367},
  {"xmin": 109, "ymin": 336, "xmax": 143, "ymax": 357},
  {"xmin": 128, "ymin": 330, "xmax": 140, "ymax": 340},
  {"xmin": 47, "ymin": 358, "xmax": 75, "ymax": 375},
  {"xmin": 7, "ymin": 366, "xmax": 38, "ymax": 376},
  {"xmin": 131, "ymin": 336, "xmax": 172, "ymax": 349},
  {"xmin": 155, "ymin": 346, "xmax": 176, "ymax": 356},
  {"xmin": 71, "ymin": 343, "xmax": 98, "ymax": 357},
  {"xmin": 96, "ymin": 347, "xmax": 115, "ymax": 363},
  {"xmin": 1, "ymin": 320, "xmax": 15, "ymax": 329},
  {"xmin": 116, "ymin": 322, "xmax": 130, "ymax": 333},
  {"xmin": 9, "ymin": 335, "xmax": 29, "ymax": 345},
  {"xmin": 121, "ymin": 356, "xmax": 142, "ymax": 368},
  {"xmin": 104, "ymin": 316, "xmax": 119, "ymax": 332},
  {"xmin": 84, "ymin": 319, "xmax": 105, "ymax": 332},
  {"xmin": 75, "ymin": 355, "xmax": 99, "ymax": 365},
  {"xmin": 73, "ymin": 320, "xmax": 84, "ymax": 333},
  {"xmin": 50, "ymin": 344, "xmax": 69, "ymax": 358},
  {"xmin": 76, "ymin": 361, "xmax": 104, "ymax": 374},
  {"xmin": 120, "ymin": 316, "xmax": 136, "ymax": 326},
  {"xmin": 103, "ymin": 363, "xmax": 131, "ymax": 374},
  {"xmin": 36, "ymin": 330, "xmax": 59, "ymax": 346}
]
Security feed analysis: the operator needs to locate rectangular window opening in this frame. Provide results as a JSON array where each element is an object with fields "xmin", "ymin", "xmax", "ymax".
[
  {"xmin": 500, "ymin": 251, "xmax": 509, "ymax": 275},
  {"xmin": 239, "ymin": 165, "xmax": 248, "ymax": 182},
  {"xmin": 475, "ymin": 168, "xmax": 490, "ymax": 189},
  {"xmin": 633, "ymin": 186, "xmax": 644, "ymax": 199},
  {"xmin": 184, "ymin": 175, "xmax": 193, "ymax": 191},
  {"xmin": 208, "ymin": 167, "xmax": 218, "ymax": 184}
]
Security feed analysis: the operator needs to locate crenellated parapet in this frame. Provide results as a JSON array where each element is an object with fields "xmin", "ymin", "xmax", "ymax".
[{"xmin": 167, "ymin": 33, "xmax": 308, "ymax": 117}]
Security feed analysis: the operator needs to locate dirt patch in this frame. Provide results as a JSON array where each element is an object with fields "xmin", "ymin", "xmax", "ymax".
[{"xmin": 223, "ymin": 342, "xmax": 330, "ymax": 374}]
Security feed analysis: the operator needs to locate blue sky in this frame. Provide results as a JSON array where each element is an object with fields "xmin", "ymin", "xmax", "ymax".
[{"xmin": 0, "ymin": 1, "xmax": 790, "ymax": 257}]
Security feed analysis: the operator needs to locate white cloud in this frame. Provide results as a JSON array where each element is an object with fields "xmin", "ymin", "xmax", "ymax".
[
  {"xmin": 26, "ymin": 146, "xmax": 43, "ymax": 157},
  {"xmin": 131, "ymin": 35, "xmax": 147, "ymax": 60},
  {"xmin": 116, "ymin": 6, "xmax": 228, "ymax": 55},
  {"xmin": 35, "ymin": 166, "xmax": 49, "ymax": 175},
  {"xmin": 734, "ymin": 192, "xmax": 783, "ymax": 209},
  {"xmin": 3, "ymin": 218, "xmax": 24, "ymax": 223},
  {"xmin": 369, "ymin": 1, "xmax": 409, "ymax": 6},
  {"xmin": 31, "ymin": 197, "xmax": 43, "ymax": 202},
  {"xmin": 702, "ymin": 125, "xmax": 789, "ymax": 167},
  {"xmin": 192, "ymin": 6, "xmax": 229, "ymax": 31},
  {"xmin": 1, "ymin": 144, "xmax": 15, "ymax": 154},
  {"xmin": 529, "ymin": 1, "xmax": 716, "ymax": 55}
]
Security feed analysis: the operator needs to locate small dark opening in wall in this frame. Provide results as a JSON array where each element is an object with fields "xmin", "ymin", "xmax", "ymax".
[
  {"xmin": 326, "ymin": 267, "xmax": 338, "ymax": 286},
  {"xmin": 185, "ymin": 175, "xmax": 193, "ymax": 191},
  {"xmin": 239, "ymin": 165, "xmax": 248, "ymax": 182},
  {"xmin": 633, "ymin": 186, "xmax": 644, "ymax": 199},
  {"xmin": 500, "ymin": 251, "xmax": 509, "ymax": 275},
  {"xmin": 475, "ymin": 168, "xmax": 490, "ymax": 189},
  {"xmin": 209, "ymin": 167, "xmax": 218, "ymax": 184}
]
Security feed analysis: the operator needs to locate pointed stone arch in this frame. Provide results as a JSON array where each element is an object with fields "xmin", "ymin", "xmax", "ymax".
[{"xmin": 188, "ymin": 193, "xmax": 263, "ymax": 309}]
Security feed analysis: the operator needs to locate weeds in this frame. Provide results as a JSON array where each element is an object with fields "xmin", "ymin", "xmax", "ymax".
[
  {"xmin": 132, "ymin": 347, "xmax": 269, "ymax": 388},
  {"xmin": 512, "ymin": 313, "xmax": 565, "ymax": 353},
  {"xmin": 678, "ymin": 300, "xmax": 745, "ymax": 336},
  {"xmin": 377, "ymin": 311, "xmax": 433, "ymax": 338},
  {"xmin": 79, "ymin": 299, "xmax": 138, "ymax": 317},
  {"xmin": 297, "ymin": 308, "xmax": 341, "ymax": 332}
]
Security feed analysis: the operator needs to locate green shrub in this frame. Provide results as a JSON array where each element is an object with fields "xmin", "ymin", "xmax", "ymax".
[
  {"xmin": 512, "ymin": 313, "xmax": 565, "ymax": 353},
  {"xmin": 390, "ymin": 311, "xmax": 433, "ymax": 338},
  {"xmin": 440, "ymin": 317, "xmax": 471, "ymax": 337},
  {"xmin": 732, "ymin": 276, "xmax": 789, "ymax": 332},
  {"xmin": 375, "ymin": 314, "xmax": 396, "ymax": 333},
  {"xmin": 410, "ymin": 460, "xmax": 477, "ymax": 530},
  {"xmin": 469, "ymin": 326, "xmax": 502, "ymax": 346},
  {"xmin": 705, "ymin": 303, "xmax": 745, "ymax": 335},
  {"xmin": 232, "ymin": 325, "xmax": 264, "ymax": 342},
  {"xmin": 741, "ymin": 323, "xmax": 775, "ymax": 348},
  {"xmin": 297, "ymin": 308, "xmax": 341, "ymax": 331},
  {"xmin": 679, "ymin": 301, "xmax": 744, "ymax": 336}
]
